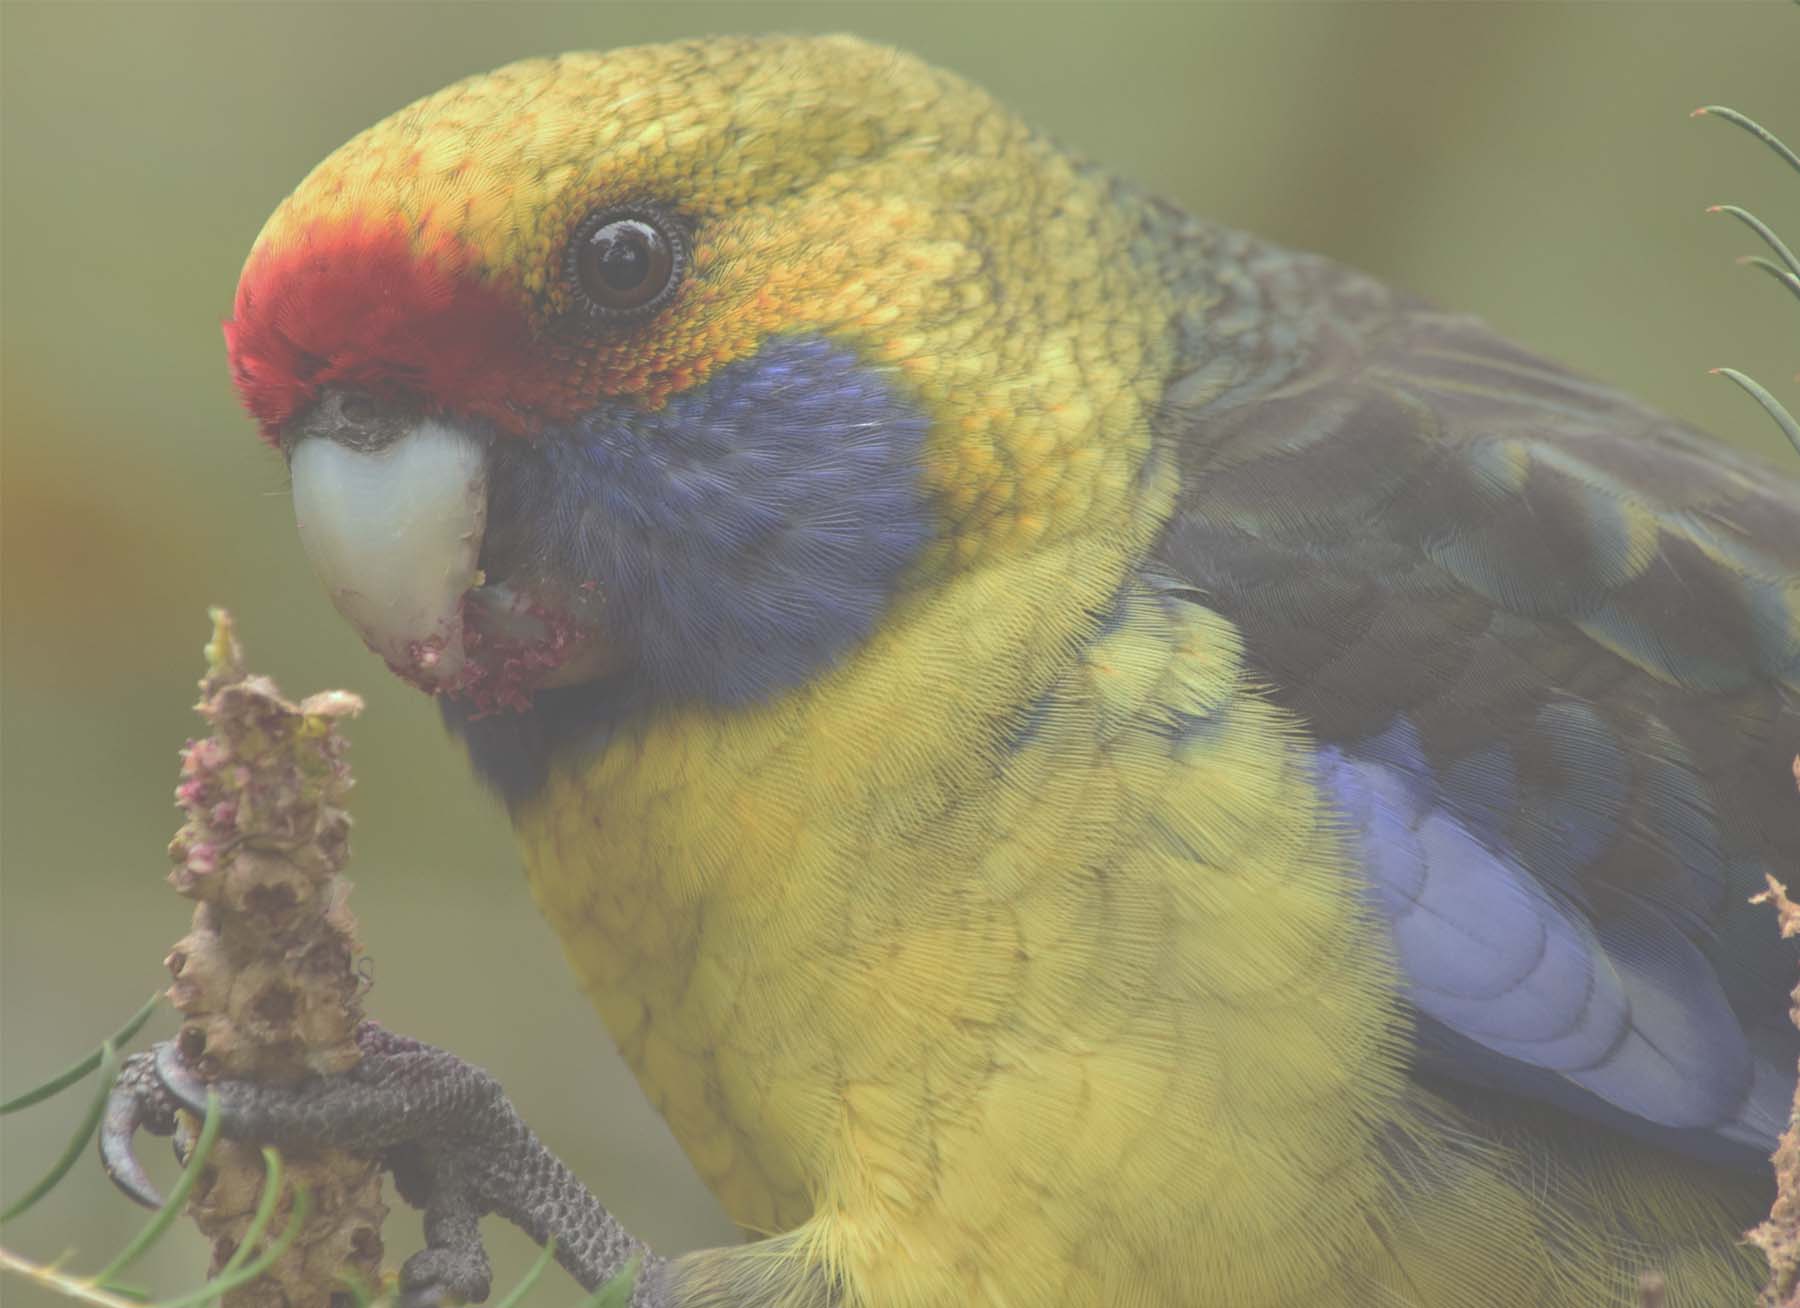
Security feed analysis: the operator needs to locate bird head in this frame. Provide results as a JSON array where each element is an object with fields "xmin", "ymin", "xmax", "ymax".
[{"xmin": 227, "ymin": 35, "xmax": 1175, "ymax": 715}]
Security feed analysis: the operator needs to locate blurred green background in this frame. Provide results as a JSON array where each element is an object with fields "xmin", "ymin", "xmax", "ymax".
[{"xmin": 4, "ymin": 3, "xmax": 1795, "ymax": 1302}]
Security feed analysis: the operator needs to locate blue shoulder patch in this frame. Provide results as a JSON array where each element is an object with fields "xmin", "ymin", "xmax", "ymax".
[{"xmin": 1321, "ymin": 714, "xmax": 1793, "ymax": 1168}]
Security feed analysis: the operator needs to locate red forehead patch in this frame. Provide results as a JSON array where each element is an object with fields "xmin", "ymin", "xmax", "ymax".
[{"xmin": 223, "ymin": 219, "xmax": 550, "ymax": 444}]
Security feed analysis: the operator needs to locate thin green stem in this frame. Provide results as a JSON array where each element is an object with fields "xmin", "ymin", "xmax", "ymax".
[
  {"xmin": 1707, "ymin": 204, "xmax": 1800, "ymax": 280},
  {"xmin": 332, "ymin": 1267, "xmax": 378, "ymax": 1308},
  {"xmin": 1693, "ymin": 105, "xmax": 1800, "ymax": 179},
  {"xmin": 2, "ymin": 995, "xmax": 160, "ymax": 1116},
  {"xmin": 92, "ymin": 1091, "xmax": 222, "ymax": 1286},
  {"xmin": 208, "ymin": 1149, "xmax": 284, "ymax": 1292},
  {"xmin": 573, "ymin": 1256, "xmax": 642, "ymax": 1308},
  {"xmin": 1712, "ymin": 367, "xmax": 1800, "ymax": 458},
  {"xmin": 154, "ymin": 1188, "xmax": 312, "ymax": 1308},
  {"xmin": 1738, "ymin": 255, "xmax": 1800, "ymax": 307},
  {"xmin": 0, "ymin": 1042, "xmax": 121, "ymax": 1223},
  {"xmin": 492, "ymin": 1237, "xmax": 557, "ymax": 1308}
]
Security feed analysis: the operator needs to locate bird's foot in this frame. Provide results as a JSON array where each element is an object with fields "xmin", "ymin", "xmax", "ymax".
[{"xmin": 100, "ymin": 1021, "xmax": 657, "ymax": 1307}]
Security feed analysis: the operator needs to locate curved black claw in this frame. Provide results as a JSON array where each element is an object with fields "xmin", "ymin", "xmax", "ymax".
[
  {"xmin": 98, "ymin": 1022, "xmax": 653, "ymax": 1306},
  {"xmin": 99, "ymin": 1048, "xmax": 182, "ymax": 1209}
]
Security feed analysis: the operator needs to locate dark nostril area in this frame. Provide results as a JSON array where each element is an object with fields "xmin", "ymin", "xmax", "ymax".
[
  {"xmin": 284, "ymin": 387, "xmax": 413, "ymax": 455},
  {"xmin": 337, "ymin": 393, "xmax": 376, "ymax": 425}
]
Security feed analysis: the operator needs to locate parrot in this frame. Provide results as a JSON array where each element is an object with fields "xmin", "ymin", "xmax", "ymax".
[{"xmin": 100, "ymin": 32, "xmax": 1800, "ymax": 1308}]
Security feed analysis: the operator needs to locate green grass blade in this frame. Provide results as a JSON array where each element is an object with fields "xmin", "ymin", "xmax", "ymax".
[
  {"xmin": 92, "ymin": 1090, "xmax": 222, "ymax": 1286},
  {"xmin": 207, "ymin": 1148, "xmax": 285, "ymax": 1293},
  {"xmin": 492, "ymin": 1237, "xmax": 557, "ymax": 1308},
  {"xmin": 153, "ymin": 1188, "xmax": 312, "ymax": 1308},
  {"xmin": 571, "ymin": 1256, "xmax": 642, "ymax": 1308},
  {"xmin": 2, "ymin": 994, "xmax": 161, "ymax": 1116},
  {"xmin": 1712, "ymin": 367, "xmax": 1800, "ymax": 458},
  {"xmin": 0, "ymin": 1041, "xmax": 121, "ymax": 1223},
  {"xmin": 332, "ymin": 1268, "xmax": 377, "ymax": 1308},
  {"xmin": 1708, "ymin": 204, "xmax": 1800, "ymax": 280},
  {"xmin": 1738, "ymin": 255, "xmax": 1800, "ymax": 307},
  {"xmin": 1693, "ymin": 105, "xmax": 1800, "ymax": 179}
]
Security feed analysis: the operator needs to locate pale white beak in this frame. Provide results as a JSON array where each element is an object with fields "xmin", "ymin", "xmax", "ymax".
[{"xmin": 290, "ymin": 420, "xmax": 488, "ymax": 688}]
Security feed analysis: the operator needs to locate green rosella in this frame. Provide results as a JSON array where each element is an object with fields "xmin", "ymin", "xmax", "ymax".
[{"xmin": 105, "ymin": 33, "xmax": 1800, "ymax": 1308}]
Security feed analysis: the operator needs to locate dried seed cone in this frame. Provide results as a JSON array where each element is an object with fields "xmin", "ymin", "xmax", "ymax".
[
  {"xmin": 165, "ymin": 609, "xmax": 385, "ymax": 1308},
  {"xmin": 1750, "ymin": 759, "xmax": 1800, "ymax": 1308}
]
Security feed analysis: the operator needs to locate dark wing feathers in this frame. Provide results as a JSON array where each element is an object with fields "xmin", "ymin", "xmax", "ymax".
[{"xmin": 1151, "ymin": 242, "xmax": 1800, "ymax": 1164}]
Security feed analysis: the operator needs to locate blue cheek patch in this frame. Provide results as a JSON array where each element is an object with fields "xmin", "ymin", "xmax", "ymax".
[
  {"xmin": 447, "ymin": 334, "xmax": 932, "ymax": 804},
  {"xmin": 488, "ymin": 333, "xmax": 932, "ymax": 705}
]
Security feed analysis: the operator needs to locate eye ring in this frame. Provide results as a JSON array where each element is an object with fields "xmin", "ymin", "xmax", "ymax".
[{"xmin": 566, "ymin": 206, "xmax": 686, "ymax": 323}]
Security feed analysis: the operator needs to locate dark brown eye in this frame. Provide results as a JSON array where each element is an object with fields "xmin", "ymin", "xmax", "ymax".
[{"xmin": 569, "ymin": 209, "xmax": 683, "ymax": 320}]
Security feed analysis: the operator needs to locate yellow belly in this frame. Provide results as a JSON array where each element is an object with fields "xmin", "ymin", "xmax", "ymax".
[{"xmin": 512, "ymin": 564, "xmax": 1765, "ymax": 1307}]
